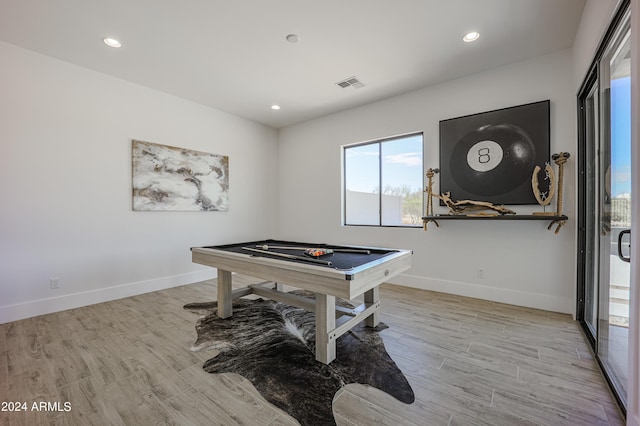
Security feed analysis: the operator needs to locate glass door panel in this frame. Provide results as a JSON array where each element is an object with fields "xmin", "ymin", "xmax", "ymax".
[
  {"xmin": 598, "ymin": 23, "xmax": 631, "ymax": 403},
  {"xmin": 579, "ymin": 5, "xmax": 631, "ymax": 412}
]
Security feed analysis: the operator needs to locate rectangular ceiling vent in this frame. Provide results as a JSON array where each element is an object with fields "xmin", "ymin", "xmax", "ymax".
[{"xmin": 336, "ymin": 76, "xmax": 365, "ymax": 89}]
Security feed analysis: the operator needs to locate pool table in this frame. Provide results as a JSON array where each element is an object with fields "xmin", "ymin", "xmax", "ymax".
[{"xmin": 191, "ymin": 239, "xmax": 412, "ymax": 364}]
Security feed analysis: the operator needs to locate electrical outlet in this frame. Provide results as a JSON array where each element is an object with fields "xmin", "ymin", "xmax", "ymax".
[
  {"xmin": 477, "ymin": 268, "xmax": 485, "ymax": 279},
  {"xmin": 50, "ymin": 277, "xmax": 60, "ymax": 289}
]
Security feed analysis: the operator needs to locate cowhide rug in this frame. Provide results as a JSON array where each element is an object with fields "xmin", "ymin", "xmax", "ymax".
[{"xmin": 184, "ymin": 291, "xmax": 414, "ymax": 426}]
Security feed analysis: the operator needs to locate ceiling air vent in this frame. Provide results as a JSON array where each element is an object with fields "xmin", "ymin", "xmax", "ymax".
[{"xmin": 336, "ymin": 76, "xmax": 365, "ymax": 89}]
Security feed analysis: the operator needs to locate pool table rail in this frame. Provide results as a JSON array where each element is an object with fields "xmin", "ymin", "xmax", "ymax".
[{"xmin": 191, "ymin": 245, "xmax": 411, "ymax": 300}]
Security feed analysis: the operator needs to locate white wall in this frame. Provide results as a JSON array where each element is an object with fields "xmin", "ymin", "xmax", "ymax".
[
  {"xmin": 278, "ymin": 49, "xmax": 576, "ymax": 313},
  {"xmin": 0, "ymin": 41, "xmax": 279, "ymax": 323}
]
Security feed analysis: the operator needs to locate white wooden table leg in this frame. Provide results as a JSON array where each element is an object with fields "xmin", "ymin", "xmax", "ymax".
[
  {"xmin": 217, "ymin": 269, "xmax": 233, "ymax": 319},
  {"xmin": 364, "ymin": 286, "xmax": 380, "ymax": 327},
  {"xmin": 315, "ymin": 293, "xmax": 336, "ymax": 364}
]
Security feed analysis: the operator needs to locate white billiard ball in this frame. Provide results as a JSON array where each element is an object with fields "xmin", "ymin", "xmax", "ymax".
[{"xmin": 466, "ymin": 140, "xmax": 504, "ymax": 172}]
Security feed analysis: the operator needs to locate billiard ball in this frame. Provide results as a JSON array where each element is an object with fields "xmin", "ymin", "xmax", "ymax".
[{"xmin": 449, "ymin": 123, "xmax": 536, "ymax": 196}]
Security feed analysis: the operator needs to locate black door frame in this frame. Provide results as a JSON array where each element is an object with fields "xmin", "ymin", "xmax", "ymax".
[{"xmin": 576, "ymin": 0, "xmax": 630, "ymax": 415}]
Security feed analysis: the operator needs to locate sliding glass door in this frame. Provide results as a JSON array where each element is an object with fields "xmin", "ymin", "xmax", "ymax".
[
  {"xmin": 578, "ymin": 3, "xmax": 631, "ymax": 412},
  {"xmin": 600, "ymin": 17, "xmax": 631, "ymax": 405}
]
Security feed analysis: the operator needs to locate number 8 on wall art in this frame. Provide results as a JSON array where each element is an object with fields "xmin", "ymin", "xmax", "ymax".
[{"xmin": 439, "ymin": 100, "xmax": 550, "ymax": 205}]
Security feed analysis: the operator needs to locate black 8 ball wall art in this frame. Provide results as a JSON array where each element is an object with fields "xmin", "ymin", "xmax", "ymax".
[{"xmin": 439, "ymin": 100, "xmax": 550, "ymax": 205}]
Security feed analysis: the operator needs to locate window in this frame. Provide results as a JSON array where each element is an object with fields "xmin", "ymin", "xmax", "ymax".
[{"xmin": 343, "ymin": 133, "xmax": 423, "ymax": 227}]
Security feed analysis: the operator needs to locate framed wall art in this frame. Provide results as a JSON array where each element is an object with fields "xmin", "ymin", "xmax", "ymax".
[
  {"xmin": 132, "ymin": 140, "xmax": 229, "ymax": 211},
  {"xmin": 439, "ymin": 100, "xmax": 550, "ymax": 205}
]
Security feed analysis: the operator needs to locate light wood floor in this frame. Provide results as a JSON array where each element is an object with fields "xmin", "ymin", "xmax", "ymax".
[{"xmin": 0, "ymin": 275, "xmax": 625, "ymax": 425}]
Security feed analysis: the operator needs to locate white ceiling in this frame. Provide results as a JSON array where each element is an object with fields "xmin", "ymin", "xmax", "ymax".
[{"xmin": 0, "ymin": 0, "xmax": 585, "ymax": 129}]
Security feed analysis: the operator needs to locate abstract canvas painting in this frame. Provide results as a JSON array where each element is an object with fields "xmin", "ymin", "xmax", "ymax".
[{"xmin": 132, "ymin": 140, "xmax": 229, "ymax": 211}]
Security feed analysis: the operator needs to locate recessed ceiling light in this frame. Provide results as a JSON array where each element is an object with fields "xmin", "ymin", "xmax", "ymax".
[
  {"xmin": 285, "ymin": 34, "xmax": 300, "ymax": 43},
  {"xmin": 463, "ymin": 32, "xmax": 480, "ymax": 43},
  {"xmin": 271, "ymin": 105, "xmax": 281, "ymax": 110},
  {"xmin": 103, "ymin": 37, "xmax": 122, "ymax": 48}
]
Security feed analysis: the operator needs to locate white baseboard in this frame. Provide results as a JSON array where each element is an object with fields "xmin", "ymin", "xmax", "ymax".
[
  {"xmin": 1, "ymin": 270, "xmax": 572, "ymax": 324},
  {"xmin": 0, "ymin": 269, "xmax": 217, "ymax": 324},
  {"xmin": 387, "ymin": 273, "xmax": 573, "ymax": 314}
]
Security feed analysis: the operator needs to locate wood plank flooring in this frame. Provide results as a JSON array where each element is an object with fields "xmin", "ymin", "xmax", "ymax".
[{"xmin": 0, "ymin": 275, "xmax": 625, "ymax": 425}]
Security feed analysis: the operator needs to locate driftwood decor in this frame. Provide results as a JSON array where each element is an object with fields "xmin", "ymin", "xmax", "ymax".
[
  {"xmin": 546, "ymin": 152, "xmax": 570, "ymax": 234},
  {"xmin": 423, "ymin": 167, "xmax": 515, "ymax": 231},
  {"xmin": 423, "ymin": 168, "xmax": 440, "ymax": 230},
  {"xmin": 422, "ymin": 160, "xmax": 569, "ymax": 233},
  {"xmin": 532, "ymin": 152, "xmax": 570, "ymax": 233},
  {"xmin": 531, "ymin": 162, "xmax": 557, "ymax": 215},
  {"xmin": 436, "ymin": 192, "xmax": 516, "ymax": 216}
]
